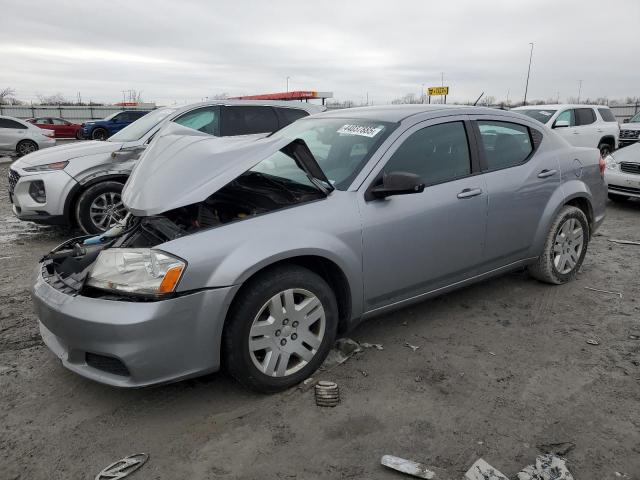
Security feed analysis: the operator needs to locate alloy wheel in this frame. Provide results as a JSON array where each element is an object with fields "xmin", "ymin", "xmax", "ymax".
[
  {"xmin": 89, "ymin": 192, "xmax": 127, "ymax": 231},
  {"xmin": 17, "ymin": 141, "xmax": 37, "ymax": 156},
  {"xmin": 248, "ymin": 288, "xmax": 326, "ymax": 377},
  {"xmin": 553, "ymin": 218, "xmax": 584, "ymax": 274}
]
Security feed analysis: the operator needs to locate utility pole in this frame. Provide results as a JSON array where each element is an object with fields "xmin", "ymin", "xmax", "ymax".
[
  {"xmin": 421, "ymin": 83, "xmax": 425, "ymax": 104},
  {"xmin": 286, "ymin": 76, "xmax": 290, "ymax": 92},
  {"xmin": 577, "ymin": 80, "xmax": 583, "ymax": 103},
  {"xmin": 523, "ymin": 42, "xmax": 534, "ymax": 106}
]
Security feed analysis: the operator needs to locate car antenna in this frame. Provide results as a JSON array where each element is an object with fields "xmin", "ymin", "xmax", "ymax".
[{"xmin": 473, "ymin": 92, "xmax": 485, "ymax": 106}]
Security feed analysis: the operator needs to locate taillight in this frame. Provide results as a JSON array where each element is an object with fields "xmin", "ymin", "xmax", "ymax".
[{"xmin": 599, "ymin": 154, "xmax": 605, "ymax": 177}]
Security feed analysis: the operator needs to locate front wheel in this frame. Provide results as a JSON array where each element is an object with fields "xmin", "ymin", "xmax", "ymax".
[
  {"xmin": 528, "ymin": 206, "xmax": 589, "ymax": 284},
  {"xmin": 91, "ymin": 128, "xmax": 108, "ymax": 141},
  {"xmin": 75, "ymin": 181, "xmax": 127, "ymax": 234},
  {"xmin": 223, "ymin": 266, "xmax": 338, "ymax": 393}
]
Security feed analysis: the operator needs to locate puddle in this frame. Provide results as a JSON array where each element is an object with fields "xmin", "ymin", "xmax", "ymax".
[{"xmin": 0, "ymin": 215, "xmax": 69, "ymax": 244}]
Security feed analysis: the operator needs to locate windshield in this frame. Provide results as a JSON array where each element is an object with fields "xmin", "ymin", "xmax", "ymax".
[
  {"xmin": 629, "ymin": 113, "xmax": 640, "ymax": 123},
  {"xmin": 268, "ymin": 117, "xmax": 397, "ymax": 190},
  {"xmin": 108, "ymin": 108, "xmax": 176, "ymax": 143},
  {"xmin": 518, "ymin": 109, "xmax": 557, "ymax": 124}
]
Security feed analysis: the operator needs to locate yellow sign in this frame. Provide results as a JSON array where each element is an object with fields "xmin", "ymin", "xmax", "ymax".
[{"xmin": 428, "ymin": 86, "xmax": 449, "ymax": 96}]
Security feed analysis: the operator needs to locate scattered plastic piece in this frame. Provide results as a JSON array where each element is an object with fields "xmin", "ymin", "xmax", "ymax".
[
  {"xmin": 315, "ymin": 381, "xmax": 340, "ymax": 407},
  {"xmin": 361, "ymin": 342, "xmax": 384, "ymax": 350},
  {"xmin": 489, "ymin": 352, "xmax": 496, "ymax": 356},
  {"xmin": 464, "ymin": 458, "xmax": 508, "ymax": 480},
  {"xmin": 381, "ymin": 455, "xmax": 436, "ymax": 479},
  {"xmin": 516, "ymin": 454, "xmax": 574, "ymax": 480},
  {"xmin": 95, "ymin": 453, "xmax": 149, "ymax": 480},
  {"xmin": 536, "ymin": 441, "xmax": 575, "ymax": 456},
  {"xmin": 586, "ymin": 339, "xmax": 600, "ymax": 346},
  {"xmin": 404, "ymin": 342, "xmax": 420, "ymax": 352},
  {"xmin": 608, "ymin": 238, "xmax": 640, "ymax": 246},
  {"xmin": 584, "ymin": 286, "xmax": 623, "ymax": 298}
]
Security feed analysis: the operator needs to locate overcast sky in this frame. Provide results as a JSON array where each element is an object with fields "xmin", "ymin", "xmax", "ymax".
[{"xmin": 1, "ymin": 0, "xmax": 639, "ymax": 106}]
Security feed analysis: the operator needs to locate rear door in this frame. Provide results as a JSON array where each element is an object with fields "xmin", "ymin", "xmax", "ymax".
[
  {"xmin": 0, "ymin": 118, "xmax": 29, "ymax": 150},
  {"xmin": 220, "ymin": 106, "xmax": 279, "ymax": 136},
  {"xmin": 358, "ymin": 117, "xmax": 488, "ymax": 311},
  {"xmin": 573, "ymin": 108, "xmax": 598, "ymax": 148},
  {"xmin": 471, "ymin": 116, "xmax": 559, "ymax": 270}
]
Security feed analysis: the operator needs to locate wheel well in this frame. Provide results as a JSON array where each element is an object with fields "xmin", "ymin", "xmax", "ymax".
[
  {"xmin": 64, "ymin": 175, "xmax": 128, "ymax": 225},
  {"xmin": 598, "ymin": 136, "xmax": 615, "ymax": 148},
  {"xmin": 565, "ymin": 197, "xmax": 593, "ymax": 232},
  {"xmin": 228, "ymin": 256, "xmax": 353, "ymax": 334}
]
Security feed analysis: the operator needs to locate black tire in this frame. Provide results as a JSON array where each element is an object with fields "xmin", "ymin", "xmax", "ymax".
[
  {"xmin": 598, "ymin": 143, "xmax": 613, "ymax": 157},
  {"xmin": 16, "ymin": 140, "xmax": 38, "ymax": 157},
  {"xmin": 223, "ymin": 265, "xmax": 338, "ymax": 393},
  {"xmin": 75, "ymin": 181, "xmax": 126, "ymax": 234},
  {"xmin": 75, "ymin": 129, "xmax": 84, "ymax": 140},
  {"xmin": 608, "ymin": 193, "xmax": 628, "ymax": 203},
  {"xmin": 91, "ymin": 128, "xmax": 108, "ymax": 141},
  {"xmin": 528, "ymin": 205, "xmax": 589, "ymax": 285}
]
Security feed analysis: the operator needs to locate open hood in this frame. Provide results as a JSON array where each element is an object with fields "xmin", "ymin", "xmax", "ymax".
[
  {"xmin": 17, "ymin": 140, "xmax": 123, "ymax": 166},
  {"xmin": 122, "ymin": 123, "xmax": 294, "ymax": 216}
]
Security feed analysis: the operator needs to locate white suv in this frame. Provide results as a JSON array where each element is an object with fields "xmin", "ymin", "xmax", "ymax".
[{"xmin": 514, "ymin": 104, "xmax": 619, "ymax": 156}]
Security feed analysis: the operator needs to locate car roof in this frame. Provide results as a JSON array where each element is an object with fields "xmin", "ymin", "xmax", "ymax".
[
  {"xmin": 167, "ymin": 99, "xmax": 325, "ymax": 115},
  {"xmin": 514, "ymin": 104, "xmax": 610, "ymax": 110},
  {"xmin": 313, "ymin": 105, "xmax": 508, "ymax": 123}
]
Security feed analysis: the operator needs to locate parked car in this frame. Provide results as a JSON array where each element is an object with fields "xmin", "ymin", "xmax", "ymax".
[
  {"xmin": 514, "ymin": 104, "xmax": 619, "ymax": 156},
  {"xmin": 619, "ymin": 112, "xmax": 640, "ymax": 148},
  {"xmin": 26, "ymin": 117, "xmax": 83, "ymax": 139},
  {"xmin": 32, "ymin": 105, "xmax": 606, "ymax": 392},
  {"xmin": 0, "ymin": 115, "xmax": 55, "ymax": 157},
  {"xmin": 604, "ymin": 142, "xmax": 640, "ymax": 201},
  {"xmin": 8, "ymin": 101, "xmax": 323, "ymax": 233},
  {"xmin": 82, "ymin": 110, "xmax": 151, "ymax": 140}
]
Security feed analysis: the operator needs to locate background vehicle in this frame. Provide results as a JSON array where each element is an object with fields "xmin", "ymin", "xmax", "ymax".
[
  {"xmin": 604, "ymin": 142, "xmax": 640, "ymax": 201},
  {"xmin": 0, "ymin": 115, "xmax": 55, "ymax": 157},
  {"xmin": 81, "ymin": 110, "xmax": 150, "ymax": 140},
  {"xmin": 619, "ymin": 112, "xmax": 640, "ymax": 148},
  {"xmin": 32, "ymin": 105, "xmax": 606, "ymax": 392},
  {"xmin": 26, "ymin": 117, "xmax": 83, "ymax": 139},
  {"xmin": 514, "ymin": 104, "xmax": 619, "ymax": 156},
  {"xmin": 8, "ymin": 100, "xmax": 323, "ymax": 233}
]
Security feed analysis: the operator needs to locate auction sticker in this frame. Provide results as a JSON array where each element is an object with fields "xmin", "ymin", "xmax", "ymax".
[{"xmin": 337, "ymin": 124, "xmax": 382, "ymax": 138}]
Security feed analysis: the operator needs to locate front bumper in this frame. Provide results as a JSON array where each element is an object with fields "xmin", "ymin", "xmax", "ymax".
[
  {"xmin": 32, "ymin": 268, "xmax": 239, "ymax": 387},
  {"xmin": 605, "ymin": 168, "xmax": 640, "ymax": 198}
]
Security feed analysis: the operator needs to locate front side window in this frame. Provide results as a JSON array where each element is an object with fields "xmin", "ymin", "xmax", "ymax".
[
  {"xmin": 478, "ymin": 121, "xmax": 533, "ymax": 171},
  {"xmin": 382, "ymin": 121, "xmax": 471, "ymax": 186},
  {"xmin": 575, "ymin": 108, "xmax": 596, "ymax": 126},
  {"xmin": 173, "ymin": 106, "xmax": 220, "ymax": 136},
  {"xmin": 276, "ymin": 108, "xmax": 309, "ymax": 127},
  {"xmin": 598, "ymin": 108, "xmax": 616, "ymax": 122},
  {"xmin": 629, "ymin": 113, "xmax": 640, "ymax": 123},
  {"xmin": 51, "ymin": 118, "xmax": 68, "ymax": 125},
  {"xmin": 222, "ymin": 106, "xmax": 278, "ymax": 136},
  {"xmin": 269, "ymin": 117, "xmax": 397, "ymax": 190},
  {"xmin": 554, "ymin": 110, "xmax": 575, "ymax": 127}
]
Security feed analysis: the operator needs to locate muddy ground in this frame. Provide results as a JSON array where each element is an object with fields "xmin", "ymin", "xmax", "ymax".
[{"xmin": 0, "ymin": 161, "xmax": 638, "ymax": 480}]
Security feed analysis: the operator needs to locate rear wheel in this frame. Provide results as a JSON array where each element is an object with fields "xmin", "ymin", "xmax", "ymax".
[
  {"xmin": 608, "ymin": 193, "xmax": 629, "ymax": 203},
  {"xmin": 223, "ymin": 265, "xmax": 338, "ymax": 393},
  {"xmin": 75, "ymin": 181, "xmax": 127, "ymax": 234},
  {"xmin": 16, "ymin": 140, "xmax": 38, "ymax": 157},
  {"xmin": 75, "ymin": 129, "xmax": 84, "ymax": 140},
  {"xmin": 92, "ymin": 128, "xmax": 108, "ymax": 141},
  {"xmin": 529, "ymin": 206, "xmax": 589, "ymax": 284}
]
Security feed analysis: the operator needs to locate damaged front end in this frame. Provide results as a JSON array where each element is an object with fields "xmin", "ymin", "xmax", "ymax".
[{"xmin": 41, "ymin": 131, "xmax": 329, "ymax": 301}]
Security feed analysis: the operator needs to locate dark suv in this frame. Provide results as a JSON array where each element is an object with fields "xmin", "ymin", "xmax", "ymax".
[{"xmin": 82, "ymin": 110, "xmax": 150, "ymax": 140}]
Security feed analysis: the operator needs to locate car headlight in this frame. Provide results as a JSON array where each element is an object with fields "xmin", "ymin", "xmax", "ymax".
[
  {"xmin": 604, "ymin": 154, "xmax": 618, "ymax": 171},
  {"xmin": 86, "ymin": 248, "xmax": 185, "ymax": 297},
  {"xmin": 23, "ymin": 161, "xmax": 69, "ymax": 172}
]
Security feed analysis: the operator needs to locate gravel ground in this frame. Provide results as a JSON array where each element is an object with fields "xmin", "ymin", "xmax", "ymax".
[{"xmin": 0, "ymin": 162, "xmax": 639, "ymax": 479}]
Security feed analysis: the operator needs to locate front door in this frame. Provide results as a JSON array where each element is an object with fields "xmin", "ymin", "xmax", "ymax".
[{"xmin": 358, "ymin": 118, "xmax": 487, "ymax": 311}]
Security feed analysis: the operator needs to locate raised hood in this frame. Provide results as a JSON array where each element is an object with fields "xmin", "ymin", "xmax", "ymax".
[
  {"xmin": 17, "ymin": 140, "xmax": 123, "ymax": 166},
  {"xmin": 122, "ymin": 123, "xmax": 292, "ymax": 216}
]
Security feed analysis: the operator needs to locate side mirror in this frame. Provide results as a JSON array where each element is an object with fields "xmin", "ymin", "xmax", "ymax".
[
  {"xmin": 369, "ymin": 171, "xmax": 425, "ymax": 200},
  {"xmin": 623, "ymin": 119, "xmax": 629, "ymax": 123}
]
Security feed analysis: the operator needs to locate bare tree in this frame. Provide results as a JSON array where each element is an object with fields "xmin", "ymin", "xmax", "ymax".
[
  {"xmin": 209, "ymin": 92, "xmax": 229, "ymax": 100},
  {"xmin": 37, "ymin": 93, "xmax": 69, "ymax": 105},
  {"xmin": 0, "ymin": 87, "xmax": 17, "ymax": 104},
  {"xmin": 391, "ymin": 93, "xmax": 421, "ymax": 105}
]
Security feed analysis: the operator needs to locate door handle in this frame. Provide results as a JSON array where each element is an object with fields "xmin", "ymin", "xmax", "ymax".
[
  {"xmin": 457, "ymin": 188, "xmax": 483, "ymax": 199},
  {"xmin": 538, "ymin": 169, "xmax": 557, "ymax": 178},
  {"xmin": 572, "ymin": 131, "xmax": 580, "ymax": 134}
]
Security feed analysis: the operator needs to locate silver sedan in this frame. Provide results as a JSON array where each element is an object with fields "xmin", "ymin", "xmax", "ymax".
[{"xmin": 32, "ymin": 105, "xmax": 606, "ymax": 392}]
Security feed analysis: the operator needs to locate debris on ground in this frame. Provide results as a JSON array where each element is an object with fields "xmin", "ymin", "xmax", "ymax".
[
  {"xmin": 361, "ymin": 342, "xmax": 384, "ymax": 350},
  {"xmin": 404, "ymin": 342, "xmax": 420, "ymax": 352},
  {"xmin": 628, "ymin": 335, "xmax": 639, "ymax": 340},
  {"xmin": 584, "ymin": 286, "xmax": 623, "ymax": 298},
  {"xmin": 586, "ymin": 339, "xmax": 600, "ymax": 346},
  {"xmin": 322, "ymin": 338, "xmax": 384, "ymax": 368},
  {"xmin": 517, "ymin": 454, "xmax": 574, "ymax": 480},
  {"xmin": 314, "ymin": 381, "xmax": 340, "ymax": 407},
  {"xmin": 489, "ymin": 351, "xmax": 496, "ymax": 356},
  {"xmin": 464, "ymin": 458, "xmax": 509, "ymax": 480},
  {"xmin": 335, "ymin": 338, "xmax": 363, "ymax": 356},
  {"xmin": 380, "ymin": 455, "xmax": 437, "ymax": 479},
  {"xmin": 608, "ymin": 238, "xmax": 640, "ymax": 246},
  {"xmin": 360, "ymin": 370, "xmax": 368, "ymax": 377},
  {"xmin": 95, "ymin": 453, "xmax": 149, "ymax": 480},
  {"xmin": 536, "ymin": 441, "xmax": 576, "ymax": 456}
]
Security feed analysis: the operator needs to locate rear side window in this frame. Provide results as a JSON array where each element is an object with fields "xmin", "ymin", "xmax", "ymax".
[
  {"xmin": 575, "ymin": 108, "xmax": 596, "ymax": 126},
  {"xmin": 276, "ymin": 108, "xmax": 309, "ymax": 128},
  {"xmin": 0, "ymin": 119, "xmax": 26, "ymax": 129},
  {"xmin": 221, "ymin": 106, "xmax": 278, "ymax": 136},
  {"xmin": 383, "ymin": 121, "xmax": 471, "ymax": 186},
  {"xmin": 477, "ymin": 121, "xmax": 533, "ymax": 171},
  {"xmin": 598, "ymin": 108, "xmax": 616, "ymax": 122},
  {"xmin": 174, "ymin": 106, "xmax": 220, "ymax": 136}
]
